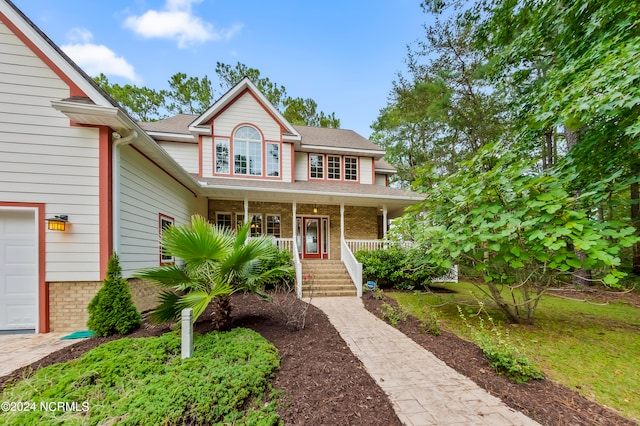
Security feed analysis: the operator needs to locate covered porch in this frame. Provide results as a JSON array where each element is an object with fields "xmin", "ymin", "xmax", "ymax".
[{"xmin": 199, "ymin": 178, "xmax": 422, "ymax": 297}]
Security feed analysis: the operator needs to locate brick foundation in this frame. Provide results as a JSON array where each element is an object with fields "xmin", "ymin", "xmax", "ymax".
[{"xmin": 48, "ymin": 279, "xmax": 160, "ymax": 332}]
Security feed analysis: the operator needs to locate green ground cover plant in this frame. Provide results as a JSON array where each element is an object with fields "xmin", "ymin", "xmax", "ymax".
[
  {"xmin": 0, "ymin": 329, "xmax": 281, "ymax": 425},
  {"xmin": 389, "ymin": 283, "xmax": 640, "ymax": 421}
]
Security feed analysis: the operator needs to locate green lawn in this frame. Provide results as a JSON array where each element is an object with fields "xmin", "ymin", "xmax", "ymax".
[
  {"xmin": 389, "ymin": 282, "xmax": 640, "ymax": 422},
  {"xmin": 0, "ymin": 328, "xmax": 281, "ymax": 425}
]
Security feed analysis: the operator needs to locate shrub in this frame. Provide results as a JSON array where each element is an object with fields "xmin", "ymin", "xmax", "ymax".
[
  {"xmin": 256, "ymin": 246, "xmax": 295, "ymax": 290},
  {"xmin": 356, "ymin": 247, "xmax": 447, "ymax": 290},
  {"xmin": 87, "ymin": 253, "xmax": 141, "ymax": 337},
  {"xmin": 380, "ymin": 302, "xmax": 408, "ymax": 327},
  {"xmin": 458, "ymin": 306, "xmax": 543, "ymax": 383}
]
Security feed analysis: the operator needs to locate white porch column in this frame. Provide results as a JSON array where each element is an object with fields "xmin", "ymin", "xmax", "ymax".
[
  {"xmin": 243, "ymin": 197, "xmax": 249, "ymax": 224},
  {"xmin": 382, "ymin": 205, "xmax": 388, "ymax": 237},
  {"xmin": 292, "ymin": 201, "xmax": 297, "ymax": 242},
  {"xmin": 340, "ymin": 203, "xmax": 345, "ymax": 239}
]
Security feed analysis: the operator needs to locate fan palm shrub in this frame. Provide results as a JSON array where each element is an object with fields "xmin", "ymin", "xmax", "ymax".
[{"xmin": 135, "ymin": 215, "xmax": 292, "ymax": 330}]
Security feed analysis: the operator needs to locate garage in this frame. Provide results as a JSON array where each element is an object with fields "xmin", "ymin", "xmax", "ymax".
[{"xmin": 0, "ymin": 209, "xmax": 38, "ymax": 333}]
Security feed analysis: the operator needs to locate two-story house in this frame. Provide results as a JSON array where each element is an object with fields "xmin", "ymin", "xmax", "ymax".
[{"xmin": 0, "ymin": 0, "xmax": 420, "ymax": 333}]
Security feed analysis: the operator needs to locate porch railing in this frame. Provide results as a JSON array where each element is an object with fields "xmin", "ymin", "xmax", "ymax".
[
  {"xmin": 345, "ymin": 239, "xmax": 413, "ymax": 252},
  {"xmin": 341, "ymin": 238, "xmax": 363, "ymax": 297},
  {"xmin": 345, "ymin": 239, "xmax": 459, "ymax": 284},
  {"xmin": 274, "ymin": 237, "xmax": 294, "ymax": 253},
  {"xmin": 272, "ymin": 238, "xmax": 302, "ymax": 297}
]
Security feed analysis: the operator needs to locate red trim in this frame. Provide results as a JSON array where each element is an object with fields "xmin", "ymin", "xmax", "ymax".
[
  {"xmin": 158, "ymin": 214, "xmax": 175, "ymax": 265},
  {"xmin": 98, "ymin": 127, "xmax": 112, "ymax": 280},
  {"xmin": 302, "ymin": 217, "xmax": 322, "ymax": 259},
  {"xmin": 308, "ymin": 153, "xmax": 360, "ymax": 183},
  {"xmin": 0, "ymin": 10, "xmax": 86, "ymax": 98},
  {"xmin": 224, "ymin": 123, "xmax": 282, "ymax": 180},
  {"xmin": 0, "ymin": 202, "xmax": 48, "ymax": 332}
]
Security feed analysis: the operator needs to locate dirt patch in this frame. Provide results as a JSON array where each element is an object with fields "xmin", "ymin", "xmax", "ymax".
[{"xmin": 1, "ymin": 291, "xmax": 638, "ymax": 425}]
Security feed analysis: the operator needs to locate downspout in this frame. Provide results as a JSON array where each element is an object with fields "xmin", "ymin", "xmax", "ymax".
[{"xmin": 112, "ymin": 131, "xmax": 137, "ymax": 255}]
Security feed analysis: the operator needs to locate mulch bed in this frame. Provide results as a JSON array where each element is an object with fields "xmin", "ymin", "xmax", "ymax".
[
  {"xmin": 1, "ymin": 291, "xmax": 638, "ymax": 425},
  {"xmin": 362, "ymin": 291, "xmax": 638, "ymax": 426}
]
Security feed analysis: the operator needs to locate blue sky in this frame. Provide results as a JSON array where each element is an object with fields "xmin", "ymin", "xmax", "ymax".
[{"xmin": 12, "ymin": 0, "xmax": 430, "ymax": 137}]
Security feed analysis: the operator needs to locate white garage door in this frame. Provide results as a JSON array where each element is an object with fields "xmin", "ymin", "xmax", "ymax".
[{"xmin": 0, "ymin": 209, "xmax": 38, "ymax": 332}]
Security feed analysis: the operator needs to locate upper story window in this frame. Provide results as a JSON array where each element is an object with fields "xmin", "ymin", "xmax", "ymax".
[
  {"xmin": 345, "ymin": 156, "xmax": 358, "ymax": 181},
  {"xmin": 215, "ymin": 139, "xmax": 230, "ymax": 174},
  {"xmin": 309, "ymin": 154, "xmax": 358, "ymax": 181},
  {"xmin": 327, "ymin": 155, "xmax": 341, "ymax": 180},
  {"xmin": 234, "ymin": 126, "xmax": 262, "ymax": 176},
  {"xmin": 310, "ymin": 154, "xmax": 324, "ymax": 179},
  {"xmin": 266, "ymin": 143, "xmax": 280, "ymax": 177}
]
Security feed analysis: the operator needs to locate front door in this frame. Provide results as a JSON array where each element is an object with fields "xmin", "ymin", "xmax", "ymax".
[{"xmin": 303, "ymin": 218, "xmax": 321, "ymax": 258}]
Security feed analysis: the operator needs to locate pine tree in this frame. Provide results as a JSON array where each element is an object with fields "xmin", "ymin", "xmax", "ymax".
[{"xmin": 87, "ymin": 253, "xmax": 141, "ymax": 336}]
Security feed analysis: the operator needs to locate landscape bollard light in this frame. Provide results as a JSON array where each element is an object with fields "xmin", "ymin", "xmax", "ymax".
[{"xmin": 181, "ymin": 308, "xmax": 193, "ymax": 359}]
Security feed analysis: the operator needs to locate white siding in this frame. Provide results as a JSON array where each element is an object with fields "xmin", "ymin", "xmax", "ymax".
[
  {"xmin": 295, "ymin": 152, "xmax": 308, "ymax": 181},
  {"xmin": 213, "ymin": 92, "xmax": 281, "ymax": 140},
  {"xmin": 158, "ymin": 142, "xmax": 199, "ymax": 174},
  {"xmin": 282, "ymin": 143, "xmax": 293, "ymax": 182},
  {"xmin": 360, "ymin": 157, "xmax": 373, "ymax": 185},
  {"xmin": 201, "ymin": 136, "xmax": 213, "ymax": 176},
  {"xmin": 0, "ymin": 22, "xmax": 102, "ymax": 282},
  {"xmin": 118, "ymin": 145, "xmax": 207, "ymax": 277},
  {"xmin": 375, "ymin": 175, "xmax": 387, "ymax": 186}
]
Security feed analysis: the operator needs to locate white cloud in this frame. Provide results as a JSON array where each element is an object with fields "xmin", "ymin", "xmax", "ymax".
[
  {"xmin": 123, "ymin": 0, "xmax": 242, "ymax": 48},
  {"xmin": 61, "ymin": 28, "xmax": 140, "ymax": 83}
]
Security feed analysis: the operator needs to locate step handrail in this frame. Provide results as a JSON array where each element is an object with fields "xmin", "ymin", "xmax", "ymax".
[{"xmin": 341, "ymin": 238, "xmax": 363, "ymax": 297}]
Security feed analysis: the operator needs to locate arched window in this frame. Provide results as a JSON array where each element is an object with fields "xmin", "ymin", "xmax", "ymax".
[{"xmin": 234, "ymin": 126, "xmax": 262, "ymax": 175}]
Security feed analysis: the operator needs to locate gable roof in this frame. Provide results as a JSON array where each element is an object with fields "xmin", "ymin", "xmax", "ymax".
[
  {"xmin": 1, "ymin": 0, "xmax": 201, "ymax": 193},
  {"xmin": 1, "ymin": 0, "xmax": 115, "ymax": 107},
  {"xmin": 189, "ymin": 77, "xmax": 302, "ymax": 142}
]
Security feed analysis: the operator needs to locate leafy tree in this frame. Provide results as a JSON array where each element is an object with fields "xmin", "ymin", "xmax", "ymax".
[
  {"xmin": 396, "ymin": 144, "xmax": 638, "ymax": 324},
  {"xmin": 215, "ymin": 61, "xmax": 340, "ymax": 128},
  {"xmin": 94, "ymin": 73, "xmax": 166, "ymax": 122},
  {"xmin": 371, "ymin": 11, "xmax": 505, "ymax": 188},
  {"xmin": 87, "ymin": 253, "xmax": 142, "ymax": 336},
  {"xmin": 134, "ymin": 215, "xmax": 291, "ymax": 330},
  {"xmin": 215, "ymin": 61, "xmax": 288, "ymax": 110},
  {"xmin": 166, "ymin": 72, "xmax": 214, "ymax": 115}
]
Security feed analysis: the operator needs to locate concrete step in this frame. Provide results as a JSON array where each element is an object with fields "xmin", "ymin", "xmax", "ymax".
[{"xmin": 301, "ymin": 260, "xmax": 356, "ymax": 297}]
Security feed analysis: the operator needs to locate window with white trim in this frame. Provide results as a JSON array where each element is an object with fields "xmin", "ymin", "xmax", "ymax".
[
  {"xmin": 266, "ymin": 215, "xmax": 281, "ymax": 237},
  {"xmin": 266, "ymin": 143, "xmax": 280, "ymax": 177},
  {"xmin": 310, "ymin": 154, "xmax": 324, "ymax": 178},
  {"xmin": 249, "ymin": 214, "xmax": 262, "ymax": 237},
  {"xmin": 345, "ymin": 156, "xmax": 358, "ymax": 181},
  {"xmin": 327, "ymin": 155, "xmax": 341, "ymax": 180},
  {"xmin": 215, "ymin": 138, "xmax": 230, "ymax": 174},
  {"xmin": 159, "ymin": 214, "xmax": 175, "ymax": 265},
  {"xmin": 234, "ymin": 126, "xmax": 262, "ymax": 175},
  {"xmin": 216, "ymin": 213, "xmax": 232, "ymax": 229}
]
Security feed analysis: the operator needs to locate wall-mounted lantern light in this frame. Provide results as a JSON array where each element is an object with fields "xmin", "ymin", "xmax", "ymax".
[
  {"xmin": 313, "ymin": 205, "xmax": 318, "ymax": 214},
  {"xmin": 46, "ymin": 215, "xmax": 69, "ymax": 231}
]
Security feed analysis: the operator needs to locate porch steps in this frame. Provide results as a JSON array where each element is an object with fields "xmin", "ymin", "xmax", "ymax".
[{"xmin": 301, "ymin": 260, "xmax": 357, "ymax": 297}]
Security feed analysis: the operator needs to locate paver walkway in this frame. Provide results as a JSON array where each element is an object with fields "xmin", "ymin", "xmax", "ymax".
[
  {"xmin": 0, "ymin": 333, "xmax": 78, "ymax": 377},
  {"xmin": 311, "ymin": 297, "xmax": 541, "ymax": 426}
]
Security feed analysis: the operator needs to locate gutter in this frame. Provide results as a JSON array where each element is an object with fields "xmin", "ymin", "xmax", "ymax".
[{"xmin": 112, "ymin": 130, "xmax": 137, "ymax": 255}]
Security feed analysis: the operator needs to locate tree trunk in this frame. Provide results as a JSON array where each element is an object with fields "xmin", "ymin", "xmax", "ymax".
[
  {"xmin": 212, "ymin": 295, "xmax": 233, "ymax": 331},
  {"xmin": 565, "ymin": 126, "xmax": 592, "ymax": 288}
]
